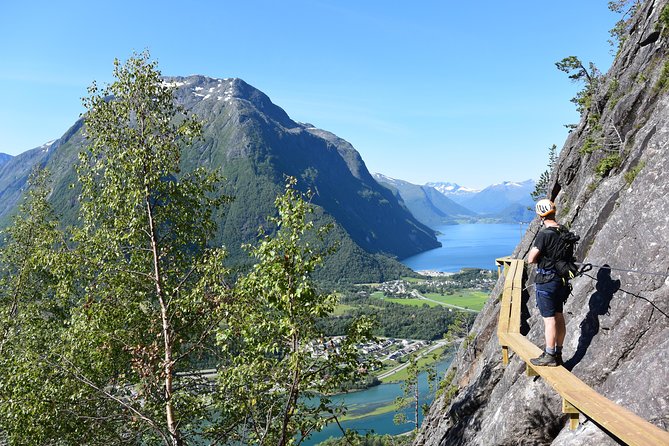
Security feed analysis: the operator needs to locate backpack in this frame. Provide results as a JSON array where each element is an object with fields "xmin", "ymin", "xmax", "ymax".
[{"xmin": 546, "ymin": 225, "xmax": 580, "ymax": 280}]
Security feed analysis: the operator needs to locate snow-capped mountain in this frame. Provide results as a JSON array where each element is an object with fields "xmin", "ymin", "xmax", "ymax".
[
  {"xmin": 0, "ymin": 76, "xmax": 440, "ymax": 282},
  {"xmin": 425, "ymin": 181, "xmax": 480, "ymax": 204},
  {"xmin": 373, "ymin": 174, "xmax": 477, "ymax": 227},
  {"xmin": 461, "ymin": 179, "xmax": 535, "ymax": 215},
  {"xmin": 426, "ymin": 181, "xmax": 479, "ymax": 194},
  {"xmin": 376, "ymin": 175, "xmax": 537, "ymax": 224}
]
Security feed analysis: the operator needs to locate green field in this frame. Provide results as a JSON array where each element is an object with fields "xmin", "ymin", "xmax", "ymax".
[
  {"xmin": 332, "ymin": 303, "xmax": 356, "ymax": 316},
  {"xmin": 371, "ymin": 290, "xmax": 488, "ymax": 311},
  {"xmin": 383, "ymin": 297, "xmax": 439, "ymax": 307},
  {"xmin": 423, "ymin": 290, "xmax": 489, "ymax": 311},
  {"xmin": 339, "ymin": 400, "xmax": 398, "ymax": 421},
  {"xmin": 371, "ymin": 291, "xmax": 438, "ymax": 307}
]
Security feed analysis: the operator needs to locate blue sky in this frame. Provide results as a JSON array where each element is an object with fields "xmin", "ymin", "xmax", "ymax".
[{"xmin": 0, "ymin": 1, "xmax": 619, "ymax": 188}]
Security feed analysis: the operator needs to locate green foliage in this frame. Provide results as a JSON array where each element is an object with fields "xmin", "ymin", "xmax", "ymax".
[
  {"xmin": 0, "ymin": 52, "xmax": 232, "ymax": 445},
  {"xmin": 561, "ymin": 202, "xmax": 572, "ymax": 217},
  {"xmin": 320, "ymin": 293, "xmax": 459, "ymax": 340},
  {"xmin": 317, "ymin": 432, "xmax": 414, "ymax": 446},
  {"xmin": 0, "ymin": 55, "xmax": 405, "ymax": 446},
  {"xmin": 556, "ymin": 56, "xmax": 601, "ymax": 116},
  {"xmin": 624, "ymin": 161, "xmax": 645, "ymax": 185},
  {"xmin": 0, "ymin": 169, "xmax": 79, "ymax": 444},
  {"xmin": 657, "ymin": 3, "xmax": 669, "ymax": 35},
  {"xmin": 75, "ymin": 51, "xmax": 231, "ymax": 445},
  {"xmin": 213, "ymin": 177, "xmax": 376, "ymax": 445},
  {"xmin": 586, "ymin": 181, "xmax": 600, "ymax": 194},
  {"xmin": 461, "ymin": 331, "xmax": 478, "ymax": 350},
  {"xmin": 595, "ymin": 154, "xmax": 622, "ymax": 177},
  {"xmin": 393, "ymin": 354, "xmax": 424, "ymax": 433},
  {"xmin": 608, "ymin": 1, "xmax": 641, "ymax": 51},
  {"xmin": 394, "ymin": 308, "xmax": 467, "ymax": 432},
  {"xmin": 443, "ymin": 311, "xmax": 475, "ymax": 344},
  {"xmin": 531, "ymin": 144, "xmax": 558, "ymax": 201},
  {"xmin": 606, "ymin": 78, "xmax": 622, "ymax": 109},
  {"xmin": 654, "ymin": 61, "xmax": 669, "ymax": 93},
  {"xmin": 435, "ymin": 367, "xmax": 459, "ymax": 405},
  {"xmin": 580, "ymin": 136, "xmax": 602, "ymax": 155}
]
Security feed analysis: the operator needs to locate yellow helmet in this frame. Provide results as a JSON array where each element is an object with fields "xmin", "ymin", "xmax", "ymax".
[{"xmin": 535, "ymin": 199, "xmax": 556, "ymax": 217}]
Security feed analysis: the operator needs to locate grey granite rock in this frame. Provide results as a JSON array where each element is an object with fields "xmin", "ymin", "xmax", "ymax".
[{"xmin": 415, "ymin": 1, "xmax": 669, "ymax": 444}]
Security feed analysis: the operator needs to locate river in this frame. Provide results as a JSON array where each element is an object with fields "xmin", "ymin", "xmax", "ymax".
[
  {"xmin": 302, "ymin": 355, "xmax": 454, "ymax": 445},
  {"xmin": 304, "ymin": 223, "xmax": 523, "ymax": 444}
]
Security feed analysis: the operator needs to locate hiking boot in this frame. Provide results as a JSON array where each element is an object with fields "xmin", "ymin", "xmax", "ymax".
[
  {"xmin": 556, "ymin": 353, "xmax": 563, "ymax": 366},
  {"xmin": 530, "ymin": 351, "xmax": 558, "ymax": 367}
]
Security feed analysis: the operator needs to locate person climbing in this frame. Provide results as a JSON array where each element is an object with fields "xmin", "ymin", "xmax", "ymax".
[{"xmin": 527, "ymin": 199, "xmax": 571, "ymax": 367}]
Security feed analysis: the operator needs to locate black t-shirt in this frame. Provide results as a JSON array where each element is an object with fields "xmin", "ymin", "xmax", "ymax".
[{"xmin": 533, "ymin": 226, "xmax": 562, "ymax": 271}]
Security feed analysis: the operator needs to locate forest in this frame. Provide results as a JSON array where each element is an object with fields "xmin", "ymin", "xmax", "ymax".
[
  {"xmin": 0, "ymin": 53, "xmax": 376, "ymax": 446},
  {"xmin": 318, "ymin": 293, "xmax": 474, "ymax": 340}
]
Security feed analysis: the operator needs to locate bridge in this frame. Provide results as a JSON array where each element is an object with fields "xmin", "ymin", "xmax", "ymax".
[{"xmin": 496, "ymin": 257, "xmax": 669, "ymax": 446}]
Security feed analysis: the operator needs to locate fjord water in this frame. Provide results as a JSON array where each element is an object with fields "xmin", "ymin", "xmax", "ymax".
[
  {"xmin": 401, "ymin": 223, "xmax": 526, "ymax": 272},
  {"xmin": 304, "ymin": 223, "xmax": 523, "ymax": 444},
  {"xmin": 303, "ymin": 356, "xmax": 453, "ymax": 445}
]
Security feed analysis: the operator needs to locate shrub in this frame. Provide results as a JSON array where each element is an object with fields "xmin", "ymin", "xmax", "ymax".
[
  {"xmin": 580, "ymin": 136, "xmax": 601, "ymax": 155},
  {"xmin": 658, "ymin": 3, "xmax": 669, "ymax": 36},
  {"xmin": 436, "ymin": 367, "xmax": 459, "ymax": 405},
  {"xmin": 654, "ymin": 61, "xmax": 669, "ymax": 93},
  {"xmin": 624, "ymin": 161, "xmax": 645, "ymax": 185},
  {"xmin": 596, "ymin": 154, "xmax": 622, "ymax": 177}
]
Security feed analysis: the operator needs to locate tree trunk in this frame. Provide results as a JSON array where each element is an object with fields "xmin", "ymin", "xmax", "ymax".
[
  {"xmin": 414, "ymin": 382, "xmax": 419, "ymax": 432},
  {"xmin": 145, "ymin": 192, "xmax": 182, "ymax": 446},
  {"xmin": 278, "ymin": 333, "xmax": 300, "ymax": 446}
]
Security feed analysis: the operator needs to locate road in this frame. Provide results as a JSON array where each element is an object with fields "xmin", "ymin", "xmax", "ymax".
[{"xmin": 377, "ymin": 339, "xmax": 455, "ymax": 380}]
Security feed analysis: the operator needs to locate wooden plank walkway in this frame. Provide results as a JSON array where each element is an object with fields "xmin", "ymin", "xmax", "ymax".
[{"xmin": 496, "ymin": 258, "xmax": 669, "ymax": 446}]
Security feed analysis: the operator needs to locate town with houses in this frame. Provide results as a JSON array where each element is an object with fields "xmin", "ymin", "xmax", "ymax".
[
  {"xmin": 304, "ymin": 270, "xmax": 495, "ymax": 378},
  {"xmin": 377, "ymin": 270, "xmax": 496, "ymax": 299},
  {"xmin": 308, "ymin": 336, "xmax": 432, "ymax": 364}
]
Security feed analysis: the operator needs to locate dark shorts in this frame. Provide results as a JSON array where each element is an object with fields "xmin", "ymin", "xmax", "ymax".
[{"xmin": 535, "ymin": 278, "xmax": 570, "ymax": 317}]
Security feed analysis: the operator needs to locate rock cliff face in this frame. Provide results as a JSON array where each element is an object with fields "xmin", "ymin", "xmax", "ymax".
[{"xmin": 416, "ymin": 1, "xmax": 669, "ymax": 444}]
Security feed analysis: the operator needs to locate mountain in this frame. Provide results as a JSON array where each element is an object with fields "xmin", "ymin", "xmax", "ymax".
[
  {"xmin": 375, "ymin": 174, "xmax": 535, "ymax": 225},
  {"xmin": 373, "ymin": 174, "xmax": 477, "ymax": 228},
  {"xmin": 460, "ymin": 179, "xmax": 535, "ymax": 215},
  {"xmin": 0, "ymin": 153, "xmax": 12, "ymax": 166},
  {"xmin": 425, "ymin": 181, "xmax": 479, "ymax": 204},
  {"xmin": 489, "ymin": 202, "xmax": 535, "ymax": 223},
  {"xmin": 0, "ymin": 77, "xmax": 439, "ymax": 282},
  {"xmin": 417, "ymin": 1, "xmax": 669, "ymax": 444},
  {"xmin": 0, "ymin": 140, "xmax": 60, "ymax": 221}
]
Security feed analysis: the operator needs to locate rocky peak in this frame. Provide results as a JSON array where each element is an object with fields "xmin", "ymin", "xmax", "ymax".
[
  {"xmin": 165, "ymin": 75, "xmax": 297, "ymax": 129},
  {"xmin": 416, "ymin": 1, "xmax": 669, "ymax": 444}
]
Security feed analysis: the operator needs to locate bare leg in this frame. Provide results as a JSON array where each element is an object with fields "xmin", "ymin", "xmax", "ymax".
[
  {"xmin": 555, "ymin": 312, "xmax": 566, "ymax": 347},
  {"xmin": 531, "ymin": 316, "xmax": 560, "ymax": 366},
  {"xmin": 543, "ymin": 316, "xmax": 557, "ymax": 350}
]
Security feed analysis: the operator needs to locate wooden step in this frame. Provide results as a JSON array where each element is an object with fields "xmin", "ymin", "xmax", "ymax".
[{"xmin": 496, "ymin": 258, "xmax": 669, "ymax": 446}]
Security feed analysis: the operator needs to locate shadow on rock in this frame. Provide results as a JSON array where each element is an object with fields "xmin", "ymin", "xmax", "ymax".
[
  {"xmin": 520, "ymin": 268, "xmax": 531, "ymax": 336},
  {"xmin": 564, "ymin": 266, "xmax": 620, "ymax": 371}
]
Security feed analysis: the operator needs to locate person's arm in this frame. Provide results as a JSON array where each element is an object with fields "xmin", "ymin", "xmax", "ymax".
[
  {"xmin": 528, "ymin": 246, "xmax": 540, "ymax": 264},
  {"xmin": 528, "ymin": 228, "xmax": 546, "ymax": 264}
]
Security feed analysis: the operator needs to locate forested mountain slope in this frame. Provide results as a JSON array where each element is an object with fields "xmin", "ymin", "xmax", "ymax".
[
  {"xmin": 372, "ymin": 173, "xmax": 477, "ymax": 227},
  {"xmin": 416, "ymin": 1, "xmax": 669, "ymax": 444},
  {"xmin": 0, "ymin": 77, "xmax": 439, "ymax": 282}
]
